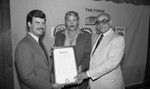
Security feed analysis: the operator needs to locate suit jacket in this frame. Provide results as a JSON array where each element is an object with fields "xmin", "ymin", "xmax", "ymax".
[
  {"xmin": 15, "ymin": 33, "xmax": 53, "ymax": 89},
  {"xmin": 89, "ymin": 28, "xmax": 125, "ymax": 89},
  {"xmin": 54, "ymin": 30, "xmax": 91, "ymax": 71}
]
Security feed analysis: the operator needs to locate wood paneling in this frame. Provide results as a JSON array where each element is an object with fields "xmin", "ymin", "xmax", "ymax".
[
  {"xmin": 145, "ymin": 15, "xmax": 150, "ymax": 83},
  {"xmin": 0, "ymin": 0, "xmax": 14, "ymax": 89},
  {"xmin": 0, "ymin": 7, "xmax": 4, "ymax": 89}
]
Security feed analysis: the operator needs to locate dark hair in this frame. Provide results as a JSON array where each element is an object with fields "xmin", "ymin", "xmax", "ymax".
[
  {"xmin": 65, "ymin": 11, "xmax": 79, "ymax": 20},
  {"xmin": 26, "ymin": 9, "xmax": 46, "ymax": 30}
]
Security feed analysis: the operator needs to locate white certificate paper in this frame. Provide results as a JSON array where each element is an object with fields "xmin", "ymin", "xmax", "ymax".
[{"xmin": 53, "ymin": 46, "xmax": 77, "ymax": 85}]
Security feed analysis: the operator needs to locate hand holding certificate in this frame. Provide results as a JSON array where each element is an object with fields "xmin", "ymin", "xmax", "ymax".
[{"xmin": 52, "ymin": 46, "xmax": 78, "ymax": 86}]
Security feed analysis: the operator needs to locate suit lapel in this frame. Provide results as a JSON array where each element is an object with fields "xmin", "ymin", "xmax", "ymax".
[
  {"xmin": 76, "ymin": 33, "xmax": 83, "ymax": 46},
  {"xmin": 26, "ymin": 34, "xmax": 49, "ymax": 65},
  {"xmin": 38, "ymin": 43, "xmax": 49, "ymax": 64},
  {"xmin": 91, "ymin": 29, "xmax": 114, "ymax": 58},
  {"xmin": 91, "ymin": 34, "xmax": 101, "ymax": 57}
]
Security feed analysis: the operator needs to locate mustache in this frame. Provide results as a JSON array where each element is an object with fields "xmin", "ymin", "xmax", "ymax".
[
  {"xmin": 37, "ymin": 28, "xmax": 44, "ymax": 30},
  {"xmin": 69, "ymin": 25, "xmax": 75, "ymax": 27}
]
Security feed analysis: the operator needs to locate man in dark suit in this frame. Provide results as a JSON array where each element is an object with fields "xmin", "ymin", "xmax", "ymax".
[
  {"xmin": 54, "ymin": 11, "xmax": 91, "ymax": 89},
  {"xmin": 15, "ymin": 9, "xmax": 63, "ymax": 89}
]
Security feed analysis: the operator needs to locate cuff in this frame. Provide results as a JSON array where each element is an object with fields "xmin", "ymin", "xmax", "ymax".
[{"xmin": 86, "ymin": 71, "xmax": 90, "ymax": 77}]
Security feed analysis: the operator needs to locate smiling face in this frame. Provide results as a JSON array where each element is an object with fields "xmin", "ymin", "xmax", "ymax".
[
  {"xmin": 28, "ymin": 17, "xmax": 46, "ymax": 37},
  {"xmin": 64, "ymin": 11, "xmax": 79, "ymax": 31},
  {"xmin": 95, "ymin": 13, "xmax": 111, "ymax": 34},
  {"xmin": 65, "ymin": 15, "xmax": 79, "ymax": 31}
]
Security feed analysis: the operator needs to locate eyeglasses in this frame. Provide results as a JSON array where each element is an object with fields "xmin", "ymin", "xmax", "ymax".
[{"xmin": 95, "ymin": 19, "xmax": 110, "ymax": 25}]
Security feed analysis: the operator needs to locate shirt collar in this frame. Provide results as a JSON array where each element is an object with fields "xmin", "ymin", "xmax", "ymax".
[
  {"xmin": 64, "ymin": 28, "xmax": 80, "ymax": 46},
  {"xmin": 28, "ymin": 32, "xmax": 39, "ymax": 43},
  {"xmin": 103, "ymin": 28, "xmax": 112, "ymax": 37},
  {"xmin": 63, "ymin": 28, "xmax": 82, "ymax": 34}
]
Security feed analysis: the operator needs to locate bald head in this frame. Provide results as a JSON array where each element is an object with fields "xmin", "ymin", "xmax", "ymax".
[{"xmin": 97, "ymin": 13, "xmax": 111, "ymax": 21}]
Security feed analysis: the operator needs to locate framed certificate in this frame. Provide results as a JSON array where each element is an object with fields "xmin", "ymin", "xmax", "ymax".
[{"xmin": 52, "ymin": 46, "xmax": 78, "ymax": 86}]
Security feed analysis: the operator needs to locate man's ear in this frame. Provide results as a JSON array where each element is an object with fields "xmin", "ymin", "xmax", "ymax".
[
  {"xmin": 77, "ymin": 20, "xmax": 80, "ymax": 27},
  {"xmin": 109, "ymin": 20, "xmax": 112, "ymax": 26},
  {"xmin": 28, "ymin": 22, "xmax": 31, "ymax": 28}
]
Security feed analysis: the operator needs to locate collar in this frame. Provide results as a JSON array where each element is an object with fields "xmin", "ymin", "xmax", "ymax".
[
  {"xmin": 64, "ymin": 28, "xmax": 81, "ymax": 46},
  {"xmin": 63, "ymin": 28, "xmax": 82, "ymax": 34},
  {"xmin": 103, "ymin": 28, "xmax": 112, "ymax": 37},
  {"xmin": 28, "ymin": 32, "xmax": 39, "ymax": 43}
]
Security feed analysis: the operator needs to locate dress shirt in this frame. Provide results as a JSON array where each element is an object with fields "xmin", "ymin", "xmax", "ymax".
[{"xmin": 28, "ymin": 32, "xmax": 39, "ymax": 43}]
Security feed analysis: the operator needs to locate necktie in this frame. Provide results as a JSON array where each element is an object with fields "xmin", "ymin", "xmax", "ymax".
[
  {"xmin": 92, "ymin": 34, "xmax": 103, "ymax": 55},
  {"xmin": 39, "ymin": 40, "xmax": 48, "ymax": 60}
]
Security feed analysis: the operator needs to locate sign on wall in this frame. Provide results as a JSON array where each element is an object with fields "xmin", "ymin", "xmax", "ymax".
[{"xmin": 114, "ymin": 25, "xmax": 127, "ymax": 38}]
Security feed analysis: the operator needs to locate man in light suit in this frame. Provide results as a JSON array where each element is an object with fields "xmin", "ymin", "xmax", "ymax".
[
  {"xmin": 75, "ymin": 13, "xmax": 125, "ymax": 89},
  {"xmin": 15, "ymin": 10, "xmax": 63, "ymax": 89}
]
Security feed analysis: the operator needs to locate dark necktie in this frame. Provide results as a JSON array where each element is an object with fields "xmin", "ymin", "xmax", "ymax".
[
  {"xmin": 92, "ymin": 34, "xmax": 104, "ymax": 55},
  {"xmin": 39, "ymin": 40, "xmax": 48, "ymax": 60}
]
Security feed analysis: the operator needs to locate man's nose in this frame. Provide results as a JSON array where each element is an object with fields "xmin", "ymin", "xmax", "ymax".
[
  {"xmin": 70, "ymin": 21, "xmax": 74, "ymax": 25},
  {"xmin": 40, "ymin": 24, "xmax": 45, "ymax": 28}
]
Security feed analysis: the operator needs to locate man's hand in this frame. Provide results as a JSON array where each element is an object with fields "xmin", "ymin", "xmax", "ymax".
[
  {"xmin": 75, "ymin": 72, "xmax": 88, "ymax": 84},
  {"xmin": 52, "ymin": 83, "xmax": 64, "ymax": 89},
  {"xmin": 78, "ymin": 66, "xmax": 82, "ymax": 73}
]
